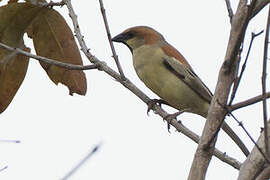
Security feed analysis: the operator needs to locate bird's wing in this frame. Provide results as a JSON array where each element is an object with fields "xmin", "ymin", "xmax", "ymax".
[{"xmin": 163, "ymin": 56, "xmax": 213, "ymax": 103}]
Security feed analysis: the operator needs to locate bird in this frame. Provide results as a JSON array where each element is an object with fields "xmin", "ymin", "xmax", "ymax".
[{"xmin": 112, "ymin": 26, "xmax": 249, "ymax": 156}]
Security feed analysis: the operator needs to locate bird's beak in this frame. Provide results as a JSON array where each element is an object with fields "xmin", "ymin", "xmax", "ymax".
[
  {"xmin": 112, "ymin": 32, "xmax": 133, "ymax": 53},
  {"xmin": 112, "ymin": 33, "xmax": 125, "ymax": 43}
]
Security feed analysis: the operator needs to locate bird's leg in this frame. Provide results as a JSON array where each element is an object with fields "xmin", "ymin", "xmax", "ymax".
[
  {"xmin": 147, "ymin": 99, "xmax": 169, "ymax": 115},
  {"xmin": 164, "ymin": 109, "xmax": 189, "ymax": 132}
]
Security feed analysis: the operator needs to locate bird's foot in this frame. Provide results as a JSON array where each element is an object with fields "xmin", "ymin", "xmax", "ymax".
[
  {"xmin": 163, "ymin": 109, "xmax": 188, "ymax": 133},
  {"xmin": 147, "ymin": 99, "xmax": 169, "ymax": 115}
]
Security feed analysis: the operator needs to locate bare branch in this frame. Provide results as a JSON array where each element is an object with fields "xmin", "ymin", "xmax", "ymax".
[
  {"xmin": 188, "ymin": 0, "xmax": 269, "ymax": 177},
  {"xmin": 0, "ymin": 42, "xmax": 99, "ymax": 70},
  {"xmin": 255, "ymin": 166, "xmax": 270, "ymax": 180},
  {"xmin": 225, "ymin": 0, "xmax": 234, "ymax": 23},
  {"xmin": 188, "ymin": 1, "xmax": 250, "ymax": 179},
  {"xmin": 63, "ymin": 0, "xmax": 98, "ymax": 65},
  {"xmin": 63, "ymin": 0, "xmax": 242, "ymax": 169},
  {"xmin": 229, "ymin": 114, "xmax": 270, "ymax": 163},
  {"xmin": 262, "ymin": 5, "xmax": 270, "ymax": 158},
  {"xmin": 98, "ymin": 0, "xmax": 126, "ymax": 79},
  {"xmin": 174, "ymin": 121, "xmax": 241, "ymax": 170},
  {"xmin": 251, "ymin": 0, "xmax": 270, "ymax": 18},
  {"xmin": 231, "ymin": 92, "xmax": 270, "ymax": 111}
]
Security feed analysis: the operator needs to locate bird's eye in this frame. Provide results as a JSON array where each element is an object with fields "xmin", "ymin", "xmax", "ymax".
[{"xmin": 124, "ymin": 31, "xmax": 135, "ymax": 40}]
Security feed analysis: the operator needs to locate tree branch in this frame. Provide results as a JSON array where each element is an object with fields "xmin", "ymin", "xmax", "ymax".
[
  {"xmin": 251, "ymin": 0, "xmax": 270, "ymax": 18},
  {"xmin": 255, "ymin": 166, "xmax": 270, "ymax": 180},
  {"xmin": 237, "ymin": 120, "xmax": 270, "ymax": 180},
  {"xmin": 0, "ymin": 42, "xmax": 99, "ymax": 70},
  {"xmin": 262, "ymin": 4, "xmax": 270, "ymax": 159},
  {"xmin": 229, "ymin": 30, "xmax": 264, "ymax": 106},
  {"xmin": 231, "ymin": 92, "xmax": 270, "ymax": 111},
  {"xmin": 188, "ymin": 1, "xmax": 250, "ymax": 179},
  {"xmin": 229, "ymin": 113, "xmax": 270, "ymax": 164},
  {"xmin": 98, "ymin": 0, "xmax": 125, "ymax": 79}
]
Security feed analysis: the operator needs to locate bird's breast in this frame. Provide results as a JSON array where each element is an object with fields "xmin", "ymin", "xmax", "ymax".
[{"xmin": 132, "ymin": 45, "xmax": 209, "ymax": 117}]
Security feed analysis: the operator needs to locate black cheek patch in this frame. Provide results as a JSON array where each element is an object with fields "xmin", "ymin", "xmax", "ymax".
[{"xmin": 123, "ymin": 41, "xmax": 133, "ymax": 54}]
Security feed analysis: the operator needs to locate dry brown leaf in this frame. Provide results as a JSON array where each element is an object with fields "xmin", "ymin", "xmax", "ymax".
[
  {"xmin": 27, "ymin": 8, "xmax": 87, "ymax": 95},
  {"xmin": 0, "ymin": 48, "xmax": 30, "ymax": 113},
  {"xmin": 0, "ymin": 3, "xmax": 41, "ymax": 113}
]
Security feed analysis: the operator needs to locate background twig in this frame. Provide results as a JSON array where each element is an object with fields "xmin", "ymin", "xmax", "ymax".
[
  {"xmin": 0, "ymin": 139, "xmax": 20, "ymax": 143},
  {"xmin": 0, "ymin": 166, "xmax": 8, "ymax": 173},
  {"xmin": 61, "ymin": 143, "xmax": 102, "ymax": 180}
]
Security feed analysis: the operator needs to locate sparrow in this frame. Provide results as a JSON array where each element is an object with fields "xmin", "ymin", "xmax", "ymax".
[{"xmin": 112, "ymin": 26, "xmax": 249, "ymax": 156}]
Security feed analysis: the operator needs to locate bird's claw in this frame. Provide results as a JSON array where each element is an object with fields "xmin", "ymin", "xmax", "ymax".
[
  {"xmin": 147, "ymin": 99, "xmax": 169, "ymax": 115},
  {"xmin": 163, "ymin": 109, "xmax": 187, "ymax": 133}
]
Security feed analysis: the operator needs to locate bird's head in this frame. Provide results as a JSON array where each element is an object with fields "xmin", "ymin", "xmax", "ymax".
[{"xmin": 112, "ymin": 26, "xmax": 165, "ymax": 53}]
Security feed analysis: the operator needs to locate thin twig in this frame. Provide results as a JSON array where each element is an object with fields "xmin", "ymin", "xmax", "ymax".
[
  {"xmin": 225, "ymin": 0, "xmax": 258, "ymax": 71},
  {"xmin": 225, "ymin": 0, "xmax": 234, "ymax": 23},
  {"xmin": 60, "ymin": 143, "xmax": 102, "ymax": 180},
  {"xmin": 229, "ymin": 30, "xmax": 264, "ymax": 106},
  {"xmin": 216, "ymin": 100, "xmax": 269, "ymax": 163},
  {"xmin": 232, "ymin": 113, "xmax": 270, "ymax": 163},
  {"xmin": 262, "ymin": 5, "xmax": 270, "ymax": 158},
  {"xmin": 63, "ymin": 0, "xmax": 242, "ymax": 169},
  {"xmin": 0, "ymin": 42, "xmax": 99, "ymax": 70},
  {"xmin": 98, "ymin": 0, "xmax": 126, "ymax": 79},
  {"xmin": 63, "ymin": 0, "xmax": 97, "ymax": 64},
  {"xmin": 226, "ymin": 109, "xmax": 270, "ymax": 163},
  {"xmin": 238, "ymin": 121, "xmax": 270, "ymax": 180},
  {"xmin": 230, "ymin": 91, "xmax": 270, "ymax": 111}
]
